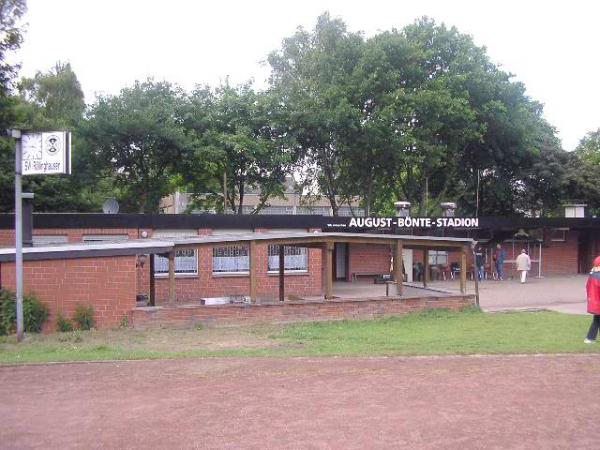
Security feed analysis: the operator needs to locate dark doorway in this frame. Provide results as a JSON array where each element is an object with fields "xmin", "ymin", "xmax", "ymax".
[
  {"xmin": 333, "ymin": 243, "xmax": 349, "ymax": 280},
  {"xmin": 578, "ymin": 232, "xmax": 592, "ymax": 273}
]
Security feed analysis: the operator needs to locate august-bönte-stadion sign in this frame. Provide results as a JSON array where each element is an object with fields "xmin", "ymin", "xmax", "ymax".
[
  {"xmin": 326, "ymin": 216, "xmax": 479, "ymax": 231},
  {"xmin": 21, "ymin": 131, "xmax": 71, "ymax": 175}
]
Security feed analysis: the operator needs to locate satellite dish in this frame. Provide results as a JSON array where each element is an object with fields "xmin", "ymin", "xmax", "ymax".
[{"xmin": 102, "ymin": 198, "xmax": 120, "ymax": 214}]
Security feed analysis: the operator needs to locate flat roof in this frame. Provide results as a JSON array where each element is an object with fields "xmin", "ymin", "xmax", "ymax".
[{"xmin": 0, "ymin": 232, "xmax": 474, "ymax": 262}]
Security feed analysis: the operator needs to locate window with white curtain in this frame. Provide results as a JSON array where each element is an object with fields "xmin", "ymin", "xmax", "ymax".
[
  {"xmin": 267, "ymin": 245, "xmax": 308, "ymax": 272},
  {"xmin": 212, "ymin": 245, "xmax": 249, "ymax": 273},
  {"xmin": 211, "ymin": 229, "xmax": 250, "ymax": 274},
  {"xmin": 153, "ymin": 230, "xmax": 198, "ymax": 276}
]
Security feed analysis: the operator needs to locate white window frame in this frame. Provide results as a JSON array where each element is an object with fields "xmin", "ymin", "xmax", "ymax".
[
  {"xmin": 550, "ymin": 228, "xmax": 568, "ymax": 242},
  {"xmin": 153, "ymin": 230, "xmax": 198, "ymax": 277}
]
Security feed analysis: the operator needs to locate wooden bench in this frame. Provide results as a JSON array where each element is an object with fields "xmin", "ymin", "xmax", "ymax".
[{"xmin": 352, "ymin": 272, "xmax": 391, "ymax": 283}]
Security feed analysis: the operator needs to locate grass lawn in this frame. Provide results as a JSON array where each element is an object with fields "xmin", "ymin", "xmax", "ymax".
[{"xmin": 1, "ymin": 308, "xmax": 599, "ymax": 364}]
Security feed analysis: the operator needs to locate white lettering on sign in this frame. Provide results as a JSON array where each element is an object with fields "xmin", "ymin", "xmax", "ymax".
[{"xmin": 346, "ymin": 217, "xmax": 478, "ymax": 229}]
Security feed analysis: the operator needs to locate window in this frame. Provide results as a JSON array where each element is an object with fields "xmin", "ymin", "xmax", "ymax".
[
  {"xmin": 212, "ymin": 245, "xmax": 249, "ymax": 273},
  {"xmin": 550, "ymin": 228, "xmax": 568, "ymax": 242},
  {"xmin": 338, "ymin": 207, "xmax": 366, "ymax": 217},
  {"xmin": 267, "ymin": 245, "xmax": 308, "ymax": 272},
  {"xmin": 297, "ymin": 206, "xmax": 332, "ymax": 216},
  {"xmin": 33, "ymin": 235, "xmax": 68, "ymax": 246},
  {"xmin": 428, "ymin": 250, "xmax": 448, "ymax": 266},
  {"xmin": 155, "ymin": 248, "xmax": 198, "ymax": 276},
  {"xmin": 82, "ymin": 234, "xmax": 129, "ymax": 243},
  {"xmin": 153, "ymin": 230, "xmax": 198, "ymax": 276}
]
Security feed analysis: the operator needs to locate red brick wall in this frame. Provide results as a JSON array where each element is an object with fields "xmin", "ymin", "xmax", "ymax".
[
  {"xmin": 131, "ymin": 294, "xmax": 475, "ymax": 329},
  {"xmin": 153, "ymin": 243, "xmax": 323, "ymax": 303},
  {"xmin": 0, "ymin": 256, "xmax": 137, "ymax": 332},
  {"xmin": 541, "ymin": 231, "xmax": 579, "ymax": 275},
  {"xmin": 348, "ymin": 244, "xmax": 391, "ymax": 278}
]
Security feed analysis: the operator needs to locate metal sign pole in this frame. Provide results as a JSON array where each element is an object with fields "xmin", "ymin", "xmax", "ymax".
[{"xmin": 12, "ymin": 130, "xmax": 24, "ymax": 342}]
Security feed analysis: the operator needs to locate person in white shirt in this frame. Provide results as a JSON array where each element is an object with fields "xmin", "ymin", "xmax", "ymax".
[{"xmin": 515, "ymin": 249, "xmax": 531, "ymax": 283}]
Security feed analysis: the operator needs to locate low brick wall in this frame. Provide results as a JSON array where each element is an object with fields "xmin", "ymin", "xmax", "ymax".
[
  {"xmin": 131, "ymin": 294, "xmax": 476, "ymax": 329},
  {"xmin": 0, "ymin": 256, "xmax": 137, "ymax": 332}
]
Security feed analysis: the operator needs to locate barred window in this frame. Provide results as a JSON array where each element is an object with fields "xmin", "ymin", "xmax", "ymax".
[
  {"xmin": 153, "ymin": 230, "xmax": 198, "ymax": 276},
  {"xmin": 155, "ymin": 248, "xmax": 198, "ymax": 275},
  {"xmin": 212, "ymin": 245, "xmax": 249, "ymax": 273},
  {"xmin": 267, "ymin": 245, "xmax": 308, "ymax": 272}
]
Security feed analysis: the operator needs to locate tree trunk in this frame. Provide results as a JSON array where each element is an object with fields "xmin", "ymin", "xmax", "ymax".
[{"xmin": 419, "ymin": 176, "xmax": 429, "ymax": 216}]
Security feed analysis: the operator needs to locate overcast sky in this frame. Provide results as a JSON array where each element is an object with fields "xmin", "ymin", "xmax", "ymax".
[{"xmin": 14, "ymin": 0, "xmax": 599, "ymax": 150}]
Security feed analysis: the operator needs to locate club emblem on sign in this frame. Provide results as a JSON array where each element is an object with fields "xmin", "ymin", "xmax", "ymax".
[{"xmin": 45, "ymin": 134, "xmax": 61, "ymax": 155}]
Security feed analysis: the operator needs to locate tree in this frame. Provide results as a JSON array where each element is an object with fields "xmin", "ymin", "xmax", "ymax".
[
  {"xmin": 267, "ymin": 13, "xmax": 366, "ymax": 215},
  {"xmin": 182, "ymin": 82, "xmax": 296, "ymax": 214},
  {"xmin": 0, "ymin": 61, "xmax": 106, "ymax": 212},
  {"xmin": 84, "ymin": 80, "xmax": 190, "ymax": 213},
  {"xmin": 18, "ymin": 61, "xmax": 85, "ymax": 126}
]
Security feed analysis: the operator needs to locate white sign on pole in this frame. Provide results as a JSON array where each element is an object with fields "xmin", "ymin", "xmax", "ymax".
[{"xmin": 21, "ymin": 131, "xmax": 71, "ymax": 175}]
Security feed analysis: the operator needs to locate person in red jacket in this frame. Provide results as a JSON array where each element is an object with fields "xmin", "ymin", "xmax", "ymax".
[{"xmin": 584, "ymin": 256, "xmax": 600, "ymax": 344}]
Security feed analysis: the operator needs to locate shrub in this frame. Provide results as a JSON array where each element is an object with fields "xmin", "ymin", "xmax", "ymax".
[
  {"xmin": 56, "ymin": 312, "xmax": 74, "ymax": 332},
  {"xmin": 73, "ymin": 304, "xmax": 95, "ymax": 330},
  {"xmin": 0, "ymin": 289, "xmax": 49, "ymax": 335}
]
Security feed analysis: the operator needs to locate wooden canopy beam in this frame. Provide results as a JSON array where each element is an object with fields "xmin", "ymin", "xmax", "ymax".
[
  {"xmin": 249, "ymin": 240, "xmax": 258, "ymax": 303},
  {"xmin": 168, "ymin": 250, "xmax": 176, "ymax": 303},
  {"xmin": 460, "ymin": 246, "xmax": 467, "ymax": 294},
  {"xmin": 278, "ymin": 245, "xmax": 285, "ymax": 302},
  {"xmin": 323, "ymin": 241, "xmax": 334, "ymax": 299},
  {"xmin": 394, "ymin": 241, "xmax": 404, "ymax": 296}
]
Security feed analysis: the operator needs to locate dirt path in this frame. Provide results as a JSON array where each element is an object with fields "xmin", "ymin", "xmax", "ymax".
[{"xmin": 1, "ymin": 355, "xmax": 599, "ymax": 449}]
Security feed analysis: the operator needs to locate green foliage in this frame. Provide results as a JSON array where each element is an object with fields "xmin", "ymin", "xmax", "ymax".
[
  {"xmin": 119, "ymin": 315, "xmax": 129, "ymax": 329},
  {"xmin": 73, "ymin": 304, "xmax": 95, "ymax": 331},
  {"xmin": 56, "ymin": 312, "xmax": 74, "ymax": 332},
  {"xmin": 84, "ymin": 80, "xmax": 191, "ymax": 212},
  {"xmin": 0, "ymin": 289, "xmax": 49, "ymax": 335}
]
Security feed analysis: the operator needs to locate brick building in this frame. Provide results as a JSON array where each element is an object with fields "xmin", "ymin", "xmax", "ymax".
[{"xmin": 0, "ymin": 212, "xmax": 599, "ymax": 331}]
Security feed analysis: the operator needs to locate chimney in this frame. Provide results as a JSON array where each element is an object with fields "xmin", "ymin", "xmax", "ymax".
[
  {"xmin": 22, "ymin": 193, "xmax": 34, "ymax": 247},
  {"xmin": 394, "ymin": 201, "xmax": 411, "ymax": 217},
  {"xmin": 563, "ymin": 203, "xmax": 586, "ymax": 218},
  {"xmin": 440, "ymin": 202, "xmax": 457, "ymax": 217}
]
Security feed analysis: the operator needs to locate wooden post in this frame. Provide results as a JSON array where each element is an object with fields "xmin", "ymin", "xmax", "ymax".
[
  {"xmin": 249, "ymin": 240, "xmax": 257, "ymax": 303},
  {"xmin": 423, "ymin": 248, "xmax": 429, "ymax": 288},
  {"xmin": 278, "ymin": 245, "xmax": 285, "ymax": 302},
  {"xmin": 149, "ymin": 253, "xmax": 156, "ymax": 306},
  {"xmin": 323, "ymin": 241, "xmax": 334, "ymax": 299},
  {"xmin": 394, "ymin": 241, "xmax": 404, "ymax": 296},
  {"xmin": 460, "ymin": 246, "xmax": 467, "ymax": 294},
  {"xmin": 168, "ymin": 250, "xmax": 176, "ymax": 303}
]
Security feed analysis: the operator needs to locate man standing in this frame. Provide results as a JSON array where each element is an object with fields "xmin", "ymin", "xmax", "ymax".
[
  {"xmin": 475, "ymin": 246, "xmax": 485, "ymax": 281},
  {"xmin": 493, "ymin": 244, "xmax": 506, "ymax": 280},
  {"xmin": 515, "ymin": 249, "xmax": 531, "ymax": 284}
]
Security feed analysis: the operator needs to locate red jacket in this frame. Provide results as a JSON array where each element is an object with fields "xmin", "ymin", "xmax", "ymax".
[{"xmin": 587, "ymin": 271, "xmax": 600, "ymax": 315}]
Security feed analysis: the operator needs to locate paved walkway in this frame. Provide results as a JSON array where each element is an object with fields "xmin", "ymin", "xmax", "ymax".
[
  {"xmin": 1, "ymin": 355, "xmax": 599, "ymax": 449},
  {"xmin": 332, "ymin": 275, "xmax": 589, "ymax": 314},
  {"xmin": 425, "ymin": 275, "xmax": 588, "ymax": 314}
]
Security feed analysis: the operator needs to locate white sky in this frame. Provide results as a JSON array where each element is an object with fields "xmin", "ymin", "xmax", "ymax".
[{"xmin": 14, "ymin": 0, "xmax": 600, "ymax": 150}]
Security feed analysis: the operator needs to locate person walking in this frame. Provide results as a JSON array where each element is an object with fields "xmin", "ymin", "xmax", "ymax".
[
  {"xmin": 515, "ymin": 249, "xmax": 531, "ymax": 283},
  {"xmin": 493, "ymin": 244, "xmax": 506, "ymax": 280},
  {"xmin": 584, "ymin": 256, "xmax": 600, "ymax": 344}
]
